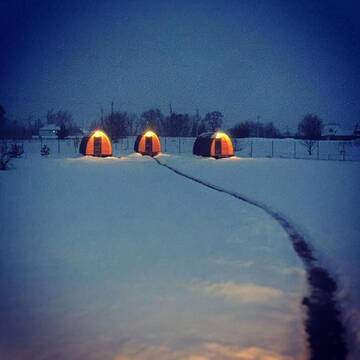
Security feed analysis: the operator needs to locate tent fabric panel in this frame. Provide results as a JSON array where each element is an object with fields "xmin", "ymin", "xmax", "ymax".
[
  {"xmin": 151, "ymin": 135, "xmax": 161, "ymax": 153},
  {"xmin": 223, "ymin": 136, "xmax": 234, "ymax": 156},
  {"xmin": 194, "ymin": 132, "xmax": 234, "ymax": 158},
  {"xmin": 79, "ymin": 136, "xmax": 89, "ymax": 155},
  {"xmin": 138, "ymin": 135, "xmax": 146, "ymax": 153},
  {"xmin": 193, "ymin": 133, "xmax": 212, "ymax": 156},
  {"xmin": 135, "ymin": 133, "xmax": 161, "ymax": 155},
  {"xmin": 210, "ymin": 135, "xmax": 234, "ymax": 157},
  {"xmin": 99, "ymin": 135, "xmax": 112, "ymax": 155},
  {"xmin": 134, "ymin": 135, "xmax": 142, "ymax": 152},
  {"xmin": 220, "ymin": 135, "xmax": 234, "ymax": 157},
  {"xmin": 82, "ymin": 131, "xmax": 112, "ymax": 156}
]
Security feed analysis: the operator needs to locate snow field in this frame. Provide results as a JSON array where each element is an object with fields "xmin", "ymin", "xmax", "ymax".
[{"xmin": 0, "ymin": 153, "xmax": 307, "ymax": 359}]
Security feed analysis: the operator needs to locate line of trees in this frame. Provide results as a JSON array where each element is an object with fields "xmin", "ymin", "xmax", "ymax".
[
  {"xmin": 228, "ymin": 121, "xmax": 281, "ymax": 138},
  {"xmin": 46, "ymin": 109, "xmax": 81, "ymax": 139},
  {"xmin": 0, "ymin": 103, "xmax": 324, "ymax": 144},
  {"xmin": 0, "ymin": 104, "xmax": 43, "ymax": 139},
  {"xmin": 0, "ymin": 106, "xmax": 81, "ymax": 140},
  {"xmin": 89, "ymin": 109, "xmax": 224, "ymax": 140}
]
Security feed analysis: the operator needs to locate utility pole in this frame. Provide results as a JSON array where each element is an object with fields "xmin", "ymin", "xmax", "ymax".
[
  {"xmin": 196, "ymin": 108, "xmax": 200, "ymax": 136},
  {"xmin": 169, "ymin": 103, "xmax": 173, "ymax": 115},
  {"xmin": 256, "ymin": 115, "xmax": 260, "ymax": 137}
]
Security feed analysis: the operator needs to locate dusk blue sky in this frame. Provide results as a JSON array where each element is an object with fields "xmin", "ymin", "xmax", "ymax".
[{"xmin": 0, "ymin": 0, "xmax": 359, "ymax": 131}]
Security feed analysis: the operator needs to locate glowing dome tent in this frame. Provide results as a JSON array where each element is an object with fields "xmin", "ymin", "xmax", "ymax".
[
  {"xmin": 134, "ymin": 131, "xmax": 161, "ymax": 156},
  {"xmin": 193, "ymin": 131, "xmax": 234, "ymax": 158},
  {"xmin": 79, "ymin": 130, "xmax": 112, "ymax": 157}
]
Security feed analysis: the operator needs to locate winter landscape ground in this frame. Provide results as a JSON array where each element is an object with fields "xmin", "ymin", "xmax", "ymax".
[{"xmin": 0, "ymin": 141, "xmax": 359, "ymax": 360}]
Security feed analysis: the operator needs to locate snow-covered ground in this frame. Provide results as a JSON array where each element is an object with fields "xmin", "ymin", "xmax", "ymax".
[
  {"xmin": 1, "ymin": 145, "xmax": 358, "ymax": 359},
  {"xmin": 160, "ymin": 153, "xmax": 360, "ymax": 358},
  {"xmin": 1, "ymin": 151, "xmax": 308, "ymax": 360}
]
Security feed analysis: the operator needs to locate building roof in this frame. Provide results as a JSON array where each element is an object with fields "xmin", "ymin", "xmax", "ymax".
[
  {"xmin": 322, "ymin": 123, "xmax": 354, "ymax": 137},
  {"xmin": 40, "ymin": 124, "xmax": 60, "ymax": 131}
]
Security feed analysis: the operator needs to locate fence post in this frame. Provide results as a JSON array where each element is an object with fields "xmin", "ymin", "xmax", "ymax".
[
  {"xmin": 250, "ymin": 140, "xmax": 253, "ymax": 158},
  {"xmin": 178, "ymin": 137, "xmax": 181, "ymax": 153},
  {"xmin": 58, "ymin": 138, "xmax": 60, "ymax": 153},
  {"xmin": 317, "ymin": 141, "xmax": 320, "ymax": 160},
  {"xmin": 164, "ymin": 137, "xmax": 167, "ymax": 152},
  {"xmin": 294, "ymin": 141, "xmax": 296, "ymax": 159},
  {"xmin": 342, "ymin": 142, "xmax": 346, "ymax": 161},
  {"xmin": 271, "ymin": 140, "xmax": 274, "ymax": 157}
]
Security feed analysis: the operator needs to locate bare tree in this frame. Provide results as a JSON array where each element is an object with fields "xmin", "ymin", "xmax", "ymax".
[
  {"xmin": 202, "ymin": 111, "xmax": 223, "ymax": 132},
  {"xmin": 264, "ymin": 122, "xmax": 281, "ymax": 138},
  {"xmin": 126, "ymin": 113, "xmax": 138, "ymax": 136},
  {"xmin": 103, "ymin": 112, "xmax": 130, "ymax": 140},
  {"xmin": 46, "ymin": 109, "xmax": 79, "ymax": 135},
  {"xmin": 298, "ymin": 114, "xmax": 323, "ymax": 139},
  {"xmin": 189, "ymin": 111, "xmax": 201, "ymax": 137},
  {"xmin": 298, "ymin": 114, "xmax": 323, "ymax": 156},
  {"xmin": 163, "ymin": 112, "xmax": 191, "ymax": 137},
  {"xmin": 228, "ymin": 122, "xmax": 251, "ymax": 138},
  {"xmin": 301, "ymin": 139, "xmax": 318, "ymax": 156},
  {"xmin": 139, "ymin": 109, "xmax": 164, "ymax": 134}
]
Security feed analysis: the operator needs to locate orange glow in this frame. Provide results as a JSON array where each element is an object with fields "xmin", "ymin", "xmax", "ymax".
[
  {"xmin": 85, "ymin": 129, "xmax": 112, "ymax": 156},
  {"xmin": 93, "ymin": 130, "xmax": 104, "ymax": 137},
  {"xmin": 144, "ymin": 130, "xmax": 156, "ymax": 137},
  {"xmin": 210, "ymin": 131, "xmax": 234, "ymax": 157},
  {"xmin": 136, "ymin": 131, "xmax": 161, "ymax": 156}
]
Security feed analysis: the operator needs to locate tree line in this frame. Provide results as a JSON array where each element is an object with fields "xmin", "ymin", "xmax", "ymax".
[
  {"xmin": 0, "ymin": 103, "xmax": 323, "ymax": 142},
  {"xmin": 0, "ymin": 107, "xmax": 80, "ymax": 140},
  {"xmin": 89, "ymin": 109, "xmax": 224, "ymax": 140}
]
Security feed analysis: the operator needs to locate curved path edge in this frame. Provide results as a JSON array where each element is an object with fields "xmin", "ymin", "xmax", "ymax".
[{"xmin": 153, "ymin": 156, "xmax": 348, "ymax": 360}]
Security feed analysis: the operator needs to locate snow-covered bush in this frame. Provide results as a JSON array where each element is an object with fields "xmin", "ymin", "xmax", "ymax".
[
  {"xmin": 9, "ymin": 143, "xmax": 24, "ymax": 158},
  {"xmin": 41, "ymin": 144, "xmax": 50, "ymax": 156},
  {"xmin": 0, "ymin": 152, "xmax": 11, "ymax": 170}
]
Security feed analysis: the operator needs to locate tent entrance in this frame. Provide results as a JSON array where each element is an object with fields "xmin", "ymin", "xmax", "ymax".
[
  {"xmin": 145, "ymin": 136, "xmax": 153, "ymax": 154},
  {"xmin": 94, "ymin": 137, "xmax": 102, "ymax": 156},
  {"xmin": 215, "ymin": 138, "xmax": 222, "ymax": 156}
]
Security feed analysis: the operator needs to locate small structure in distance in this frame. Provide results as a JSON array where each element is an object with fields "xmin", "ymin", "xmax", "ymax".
[
  {"xmin": 79, "ymin": 129, "xmax": 112, "ymax": 157},
  {"xmin": 193, "ymin": 131, "xmax": 234, "ymax": 158},
  {"xmin": 134, "ymin": 130, "xmax": 161, "ymax": 156},
  {"xmin": 39, "ymin": 124, "xmax": 60, "ymax": 139},
  {"xmin": 322, "ymin": 123, "xmax": 360, "ymax": 140}
]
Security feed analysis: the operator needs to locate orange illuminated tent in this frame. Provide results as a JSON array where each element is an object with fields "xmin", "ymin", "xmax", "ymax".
[
  {"xmin": 193, "ymin": 131, "xmax": 234, "ymax": 158},
  {"xmin": 134, "ymin": 131, "xmax": 161, "ymax": 156},
  {"xmin": 79, "ymin": 130, "xmax": 112, "ymax": 157}
]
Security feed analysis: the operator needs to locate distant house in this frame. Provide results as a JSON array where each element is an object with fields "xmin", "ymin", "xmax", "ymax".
[
  {"xmin": 39, "ymin": 124, "xmax": 60, "ymax": 138},
  {"xmin": 322, "ymin": 123, "xmax": 358, "ymax": 140}
]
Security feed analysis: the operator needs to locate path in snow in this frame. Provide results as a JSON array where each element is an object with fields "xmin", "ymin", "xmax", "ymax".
[{"xmin": 153, "ymin": 156, "xmax": 348, "ymax": 360}]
